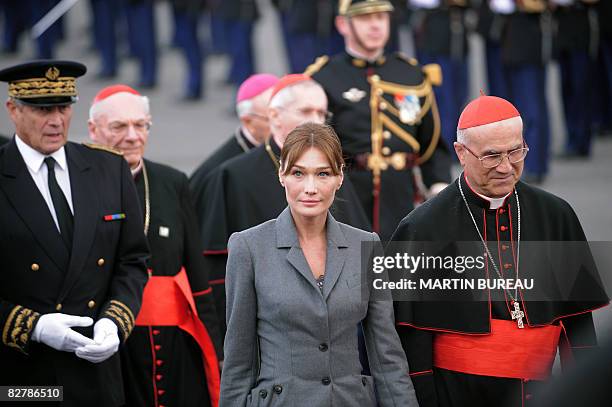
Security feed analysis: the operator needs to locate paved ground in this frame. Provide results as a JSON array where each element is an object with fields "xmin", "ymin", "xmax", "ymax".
[{"xmin": 1, "ymin": 0, "xmax": 610, "ymax": 333}]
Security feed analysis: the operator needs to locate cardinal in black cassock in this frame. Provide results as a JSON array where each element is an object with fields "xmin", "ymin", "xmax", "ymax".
[
  {"xmin": 89, "ymin": 85, "xmax": 222, "ymax": 407},
  {"xmin": 390, "ymin": 95, "xmax": 609, "ymax": 407},
  {"xmin": 190, "ymin": 74, "xmax": 279, "ymax": 246}
]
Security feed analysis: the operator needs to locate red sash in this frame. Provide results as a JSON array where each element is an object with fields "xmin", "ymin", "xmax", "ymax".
[
  {"xmin": 135, "ymin": 268, "xmax": 220, "ymax": 406},
  {"xmin": 433, "ymin": 319, "xmax": 561, "ymax": 380}
]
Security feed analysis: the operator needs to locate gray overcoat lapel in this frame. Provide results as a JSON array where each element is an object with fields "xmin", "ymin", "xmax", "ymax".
[{"xmin": 275, "ymin": 207, "xmax": 349, "ymax": 298}]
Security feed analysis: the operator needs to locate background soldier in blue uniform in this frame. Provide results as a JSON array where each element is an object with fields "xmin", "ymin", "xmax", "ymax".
[
  {"xmin": 478, "ymin": 0, "xmax": 552, "ymax": 183},
  {"xmin": 409, "ymin": 0, "xmax": 471, "ymax": 153},
  {"xmin": 552, "ymin": 0, "xmax": 600, "ymax": 158},
  {"xmin": 212, "ymin": 0, "xmax": 258, "ymax": 86},
  {"xmin": 0, "ymin": 60, "xmax": 149, "ymax": 406},
  {"xmin": 273, "ymin": 0, "xmax": 344, "ymax": 73},
  {"xmin": 308, "ymin": 0, "xmax": 452, "ymax": 241}
]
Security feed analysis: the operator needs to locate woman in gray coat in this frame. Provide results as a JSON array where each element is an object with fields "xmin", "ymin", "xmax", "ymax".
[{"xmin": 220, "ymin": 123, "xmax": 418, "ymax": 406}]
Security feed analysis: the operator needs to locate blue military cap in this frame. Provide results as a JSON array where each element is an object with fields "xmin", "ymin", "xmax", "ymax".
[{"xmin": 0, "ymin": 60, "xmax": 86, "ymax": 107}]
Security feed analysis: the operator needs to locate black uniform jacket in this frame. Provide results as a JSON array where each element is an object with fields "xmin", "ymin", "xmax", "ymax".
[
  {"xmin": 310, "ymin": 51, "xmax": 452, "ymax": 240},
  {"xmin": 0, "ymin": 139, "xmax": 149, "ymax": 407},
  {"xmin": 390, "ymin": 175, "xmax": 609, "ymax": 406},
  {"xmin": 411, "ymin": 2, "xmax": 471, "ymax": 59},
  {"xmin": 122, "ymin": 159, "xmax": 222, "ymax": 407},
  {"xmin": 477, "ymin": 2, "xmax": 549, "ymax": 66},
  {"xmin": 212, "ymin": 0, "xmax": 259, "ymax": 21}
]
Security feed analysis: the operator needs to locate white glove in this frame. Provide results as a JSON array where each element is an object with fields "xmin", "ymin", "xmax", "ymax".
[
  {"xmin": 75, "ymin": 318, "xmax": 120, "ymax": 363},
  {"xmin": 31, "ymin": 313, "xmax": 95, "ymax": 352},
  {"xmin": 490, "ymin": 0, "xmax": 516, "ymax": 14},
  {"xmin": 409, "ymin": 0, "xmax": 441, "ymax": 9}
]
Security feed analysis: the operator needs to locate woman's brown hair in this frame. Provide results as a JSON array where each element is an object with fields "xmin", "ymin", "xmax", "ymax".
[{"xmin": 279, "ymin": 123, "xmax": 344, "ymax": 175}]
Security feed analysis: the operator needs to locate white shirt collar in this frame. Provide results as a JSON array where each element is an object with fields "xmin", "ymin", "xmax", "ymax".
[{"xmin": 15, "ymin": 134, "xmax": 68, "ymax": 173}]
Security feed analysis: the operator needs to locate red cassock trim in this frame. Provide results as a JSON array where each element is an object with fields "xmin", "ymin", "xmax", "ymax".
[
  {"xmin": 203, "ymin": 249, "xmax": 228, "ymax": 256},
  {"xmin": 135, "ymin": 268, "xmax": 221, "ymax": 406},
  {"xmin": 409, "ymin": 370, "xmax": 433, "ymax": 377},
  {"xmin": 208, "ymin": 278, "xmax": 225, "ymax": 286},
  {"xmin": 192, "ymin": 287, "xmax": 213, "ymax": 297},
  {"xmin": 433, "ymin": 319, "xmax": 560, "ymax": 380}
]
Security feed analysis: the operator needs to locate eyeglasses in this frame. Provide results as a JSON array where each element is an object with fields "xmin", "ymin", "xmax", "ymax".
[
  {"xmin": 108, "ymin": 120, "xmax": 152, "ymax": 136},
  {"xmin": 283, "ymin": 107, "xmax": 333, "ymax": 123},
  {"xmin": 248, "ymin": 113, "xmax": 269, "ymax": 122},
  {"xmin": 460, "ymin": 143, "xmax": 529, "ymax": 168}
]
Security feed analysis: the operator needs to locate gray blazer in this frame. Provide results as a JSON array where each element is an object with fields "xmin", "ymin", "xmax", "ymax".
[{"xmin": 220, "ymin": 207, "xmax": 418, "ymax": 407}]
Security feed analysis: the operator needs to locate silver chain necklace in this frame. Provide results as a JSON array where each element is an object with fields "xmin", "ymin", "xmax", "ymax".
[{"xmin": 458, "ymin": 177, "xmax": 525, "ymax": 328}]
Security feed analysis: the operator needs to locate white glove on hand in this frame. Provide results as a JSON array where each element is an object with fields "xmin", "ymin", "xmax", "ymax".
[
  {"xmin": 75, "ymin": 318, "xmax": 120, "ymax": 364},
  {"xmin": 490, "ymin": 0, "xmax": 516, "ymax": 14},
  {"xmin": 31, "ymin": 313, "xmax": 95, "ymax": 352}
]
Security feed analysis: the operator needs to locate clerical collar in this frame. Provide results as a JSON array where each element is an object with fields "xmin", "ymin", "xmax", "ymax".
[
  {"xmin": 345, "ymin": 47, "xmax": 385, "ymax": 67},
  {"xmin": 462, "ymin": 173, "xmax": 512, "ymax": 210},
  {"xmin": 15, "ymin": 134, "xmax": 68, "ymax": 173},
  {"xmin": 240, "ymin": 126, "xmax": 259, "ymax": 148},
  {"xmin": 131, "ymin": 160, "xmax": 143, "ymax": 178}
]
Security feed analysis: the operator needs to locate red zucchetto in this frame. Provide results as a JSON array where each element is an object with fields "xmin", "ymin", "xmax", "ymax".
[
  {"xmin": 269, "ymin": 74, "xmax": 312, "ymax": 100},
  {"xmin": 458, "ymin": 94, "xmax": 520, "ymax": 130},
  {"xmin": 92, "ymin": 84, "xmax": 140, "ymax": 104}
]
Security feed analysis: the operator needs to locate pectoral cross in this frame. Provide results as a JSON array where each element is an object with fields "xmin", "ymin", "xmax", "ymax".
[{"xmin": 511, "ymin": 301, "xmax": 525, "ymax": 329}]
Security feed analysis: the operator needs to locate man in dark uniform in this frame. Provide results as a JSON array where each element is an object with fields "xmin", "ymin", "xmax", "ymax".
[
  {"xmin": 552, "ymin": 0, "xmax": 600, "ymax": 158},
  {"xmin": 409, "ymin": 0, "xmax": 471, "ymax": 152},
  {"xmin": 307, "ymin": 0, "xmax": 452, "ymax": 241},
  {"xmin": 189, "ymin": 73, "xmax": 279, "ymax": 238},
  {"xmin": 0, "ymin": 61, "xmax": 149, "ymax": 406},
  {"xmin": 201, "ymin": 74, "xmax": 370, "ymax": 335},
  {"xmin": 88, "ymin": 84, "xmax": 222, "ymax": 407},
  {"xmin": 390, "ymin": 94, "xmax": 608, "ymax": 407},
  {"xmin": 479, "ymin": 0, "xmax": 552, "ymax": 183},
  {"xmin": 273, "ymin": 0, "xmax": 344, "ymax": 73},
  {"xmin": 0, "ymin": 133, "xmax": 9, "ymax": 145}
]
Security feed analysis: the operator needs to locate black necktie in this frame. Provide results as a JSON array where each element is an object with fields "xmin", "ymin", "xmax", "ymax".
[{"xmin": 44, "ymin": 157, "xmax": 73, "ymax": 250}]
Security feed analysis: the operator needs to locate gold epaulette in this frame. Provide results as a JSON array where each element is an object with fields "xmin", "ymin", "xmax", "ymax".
[
  {"xmin": 395, "ymin": 52, "xmax": 419, "ymax": 67},
  {"xmin": 82, "ymin": 142, "xmax": 123, "ymax": 156},
  {"xmin": 423, "ymin": 64, "xmax": 443, "ymax": 87},
  {"xmin": 304, "ymin": 55, "xmax": 329, "ymax": 76},
  {"xmin": 2, "ymin": 305, "xmax": 40, "ymax": 354}
]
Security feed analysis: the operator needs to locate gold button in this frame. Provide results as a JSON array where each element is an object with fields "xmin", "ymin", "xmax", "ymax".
[
  {"xmin": 382, "ymin": 147, "xmax": 391, "ymax": 156},
  {"xmin": 55, "ymin": 303, "xmax": 62, "ymax": 311},
  {"xmin": 31, "ymin": 263, "xmax": 40, "ymax": 271},
  {"xmin": 97, "ymin": 258, "xmax": 105, "ymax": 267},
  {"xmin": 383, "ymin": 131, "xmax": 391, "ymax": 140},
  {"xmin": 87, "ymin": 300, "xmax": 96, "ymax": 309}
]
